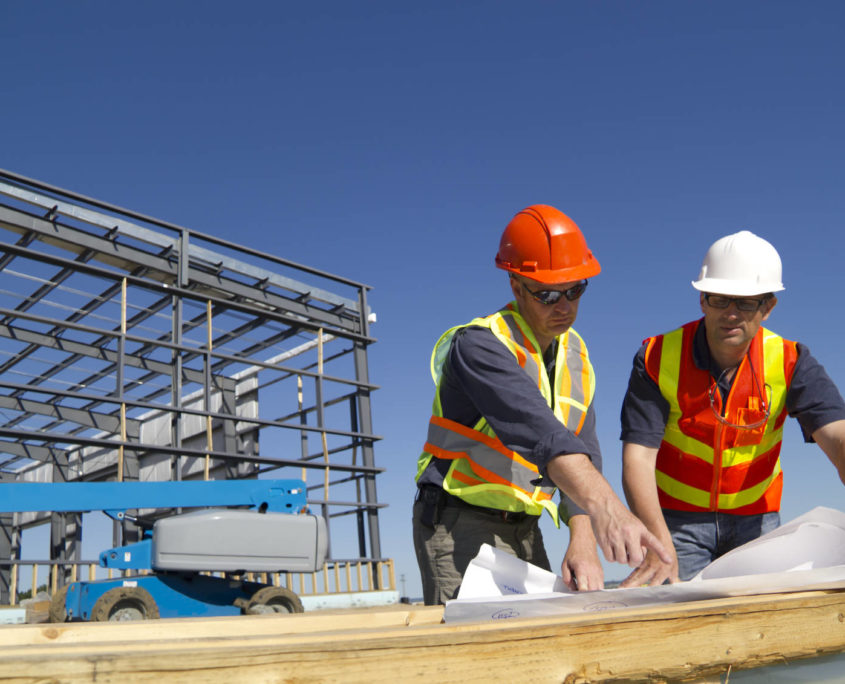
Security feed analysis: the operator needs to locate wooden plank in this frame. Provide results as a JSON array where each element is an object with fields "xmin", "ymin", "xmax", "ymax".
[
  {"xmin": 1, "ymin": 591, "xmax": 844, "ymax": 682},
  {"xmin": 0, "ymin": 604, "xmax": 445, "ymax": 648}
]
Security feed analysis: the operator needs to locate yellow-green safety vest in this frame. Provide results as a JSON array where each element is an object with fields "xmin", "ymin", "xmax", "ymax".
[{"xmin": 416, "ymin": 303, "xmax": 596, "ymax": 525}]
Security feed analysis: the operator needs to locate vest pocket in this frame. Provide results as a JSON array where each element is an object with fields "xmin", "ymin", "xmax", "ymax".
[{"xmin": 730, "ymin": 408, "xmax": 768, "ymax": 446}]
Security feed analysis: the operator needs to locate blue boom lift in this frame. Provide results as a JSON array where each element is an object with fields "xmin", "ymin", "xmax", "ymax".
[{"xmin": 1, "ymin": 479, "xmax": 327, "ymax": 622}]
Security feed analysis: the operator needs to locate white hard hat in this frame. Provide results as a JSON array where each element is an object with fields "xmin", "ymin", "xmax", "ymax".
[{"xmin": 692, "ymin": 230, "xmax": 785, "ymax": 296}]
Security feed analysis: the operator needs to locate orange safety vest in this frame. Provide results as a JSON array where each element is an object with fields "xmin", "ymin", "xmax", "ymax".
[
  {"xmin": 415, "ymin": 303, "xmax": 596, "ymax": 525},
  {"xmin": 644, "ymin": 320, "xmax": 798, "ymax": 514}
]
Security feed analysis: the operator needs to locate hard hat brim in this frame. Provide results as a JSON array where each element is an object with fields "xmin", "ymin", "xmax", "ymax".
[
  {"xmin": 691, "ymin": 278, "xmax": 784, "ymax": 297},
  {"xmin": 501, "ymin": 259, "xmax": 601, "ymax": 285}
]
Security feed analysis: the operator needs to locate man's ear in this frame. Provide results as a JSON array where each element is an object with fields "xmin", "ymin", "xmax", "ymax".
[
  {"xmin": 699, "ymin": 292, "xmax": 707, "ymax": 314},
  {"xmin": 761, "ymin": 295, "xmax": 777, "ymax": 321},
  {"xmin": 509, "ymin": 275, "xmax": 521, "ymax": 300}
]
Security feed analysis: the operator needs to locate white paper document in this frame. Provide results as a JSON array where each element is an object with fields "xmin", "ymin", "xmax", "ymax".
[{"xmin": 444, "ymin": 506, "xmax": 845, "ymax": 623}]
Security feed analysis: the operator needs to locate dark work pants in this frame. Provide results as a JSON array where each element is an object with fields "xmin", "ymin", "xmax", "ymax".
[{"xmin": 412, "ymin": 499, "xmax": 549, "ymax": 605}]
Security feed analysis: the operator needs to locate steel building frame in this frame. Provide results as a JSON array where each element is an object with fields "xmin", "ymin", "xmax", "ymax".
[{"xmin": 0, "ymin": 169, "xmax": 383, "ymax": 603}]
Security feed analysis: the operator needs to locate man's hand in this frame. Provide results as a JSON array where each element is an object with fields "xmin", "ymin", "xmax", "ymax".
[
  {"xmin": 619, "ymin": 546, "xmax": 679, "ymax": 587},
  {"xmin": 587, "ymin": 495, "xmax": 670, "ymax": 567},
  {"xmin": 561, "ymin": 514, "xmax": 604, "ymax": 591},
  {"xmin": 546, "ymin": 452, "xmax": 671, "ymax": 568}
]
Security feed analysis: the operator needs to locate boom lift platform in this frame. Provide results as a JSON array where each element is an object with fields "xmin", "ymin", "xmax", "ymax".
[{"xmin": 1, "ymin": 479, "xmax": 327, "ymax": 622}]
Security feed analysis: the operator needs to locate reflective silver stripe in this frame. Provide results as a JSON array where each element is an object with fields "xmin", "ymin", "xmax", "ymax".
[
  {"xmin": 426, "ymin": 421, "xmax": 543, "ymax": 493},
  {"xmin": 498, "ymin": 313, "xmax": 542, "ymax": 383}
]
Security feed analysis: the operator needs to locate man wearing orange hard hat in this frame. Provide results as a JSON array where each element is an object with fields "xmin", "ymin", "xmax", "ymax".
[
  {"xmin": 619, "ymin": 231, "xmax": 845, "ymax": 587},
  {"xmin": 412, "ymin": 205, "xmax": 669, "ymax": 605}
]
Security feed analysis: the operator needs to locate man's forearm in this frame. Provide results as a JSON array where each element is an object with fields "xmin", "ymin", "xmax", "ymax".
[
  {"xmin": 622, "ymin": 442, "xmax": 670, "ymax": 539},
  {"xmin": 617, "ymin": 442, "xmax": 679, "ymax": 586},
  {"xmin": 814, "ymin": 419, "xmax": 845, "ymax": 486},
  {"xmin": 546, "ymin": 452, "xmax": 618, "ymax": 515},
  {"xmin": 546, "ymin": 451, "xmax": 671, "ymax": 567}
]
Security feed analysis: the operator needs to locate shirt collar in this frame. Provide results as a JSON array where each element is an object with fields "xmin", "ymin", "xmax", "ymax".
[{"xmin": 693, "ymin": 318, "xmax": 723, "ymax": 378}]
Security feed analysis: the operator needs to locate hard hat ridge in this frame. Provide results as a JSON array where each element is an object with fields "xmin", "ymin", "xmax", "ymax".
[
  {"xmin": 692, "ymin": 230, "xmax": 784, "ymax": 296},
  {"xmin": 494, "ymin": 204, "xmax": 601, "ymax": 284}
]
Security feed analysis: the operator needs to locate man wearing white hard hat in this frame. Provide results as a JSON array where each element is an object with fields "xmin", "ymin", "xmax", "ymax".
[{"xmin": 618, "ymin": 231, "xmax": 845, "ymax": 585}]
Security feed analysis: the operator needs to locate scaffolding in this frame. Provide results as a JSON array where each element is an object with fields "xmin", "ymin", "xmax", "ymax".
[{"xmin": 0, "ymin": 169, "xmax": 383, "ymax": 604}]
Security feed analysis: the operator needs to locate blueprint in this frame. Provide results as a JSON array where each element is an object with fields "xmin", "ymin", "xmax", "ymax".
[{"xmin": 444, "ymin": 506, "xmax": 845, "ymax": 623}]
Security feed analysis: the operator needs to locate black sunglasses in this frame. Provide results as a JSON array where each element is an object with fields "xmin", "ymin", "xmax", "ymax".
[
  {"xmin": 520, "ymin": 279, "xmax": 588, "ymax": 305},
  {"xmin": 703, "ymin": 293, "xmax": 771, "ymax": 312}
]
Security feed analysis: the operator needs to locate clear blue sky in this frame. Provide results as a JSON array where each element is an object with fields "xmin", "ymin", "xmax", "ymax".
[{"xmin": 3, "ymin": 1, "xmax": 845, "ymax": 599}]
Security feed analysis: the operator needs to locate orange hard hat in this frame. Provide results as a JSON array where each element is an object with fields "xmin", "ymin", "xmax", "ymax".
[{"xmin": 494, "ymin": 205, "xmax": 601, "ymax": 284}]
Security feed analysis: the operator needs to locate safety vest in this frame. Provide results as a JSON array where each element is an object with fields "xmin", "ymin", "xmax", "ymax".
[
  {"xmin": 415, "ymin": 303, "xmax": 596, "ymax": 525},
  {"xmin": 644, "ymin": 320, "xmax": 798, "ymax": 514}
]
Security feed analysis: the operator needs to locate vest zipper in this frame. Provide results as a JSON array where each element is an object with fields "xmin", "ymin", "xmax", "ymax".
[
  {"xmin": 710, "ymin": 364, "xmax": 736, "ymax": 511},
  {"xmin": 710, "ymin": 411, "xmax": 724, "ymax": 511}
]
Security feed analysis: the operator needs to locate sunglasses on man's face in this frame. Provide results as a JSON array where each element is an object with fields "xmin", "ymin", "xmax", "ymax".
[{"xmin": 520, "ymin": 279, "xmax": 588, "ymax": 306}]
